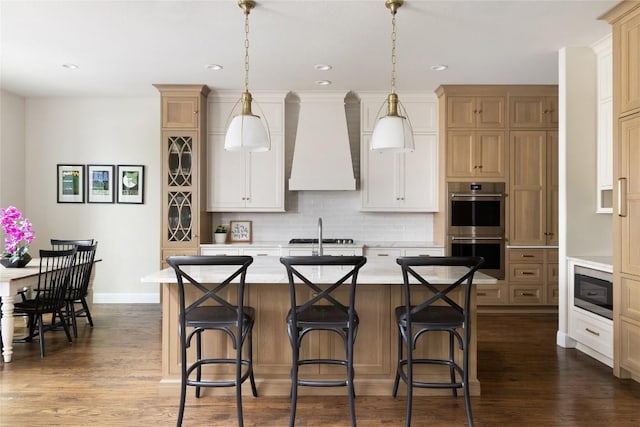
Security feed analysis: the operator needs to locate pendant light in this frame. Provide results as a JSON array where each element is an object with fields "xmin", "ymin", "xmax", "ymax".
[
  {"xmin": 370, "ymin": 0, "xmax": 414, "ymax": 152},
  {"xmin": 224, "ymin": 0, "xmax": 270, "ymax": 152}
]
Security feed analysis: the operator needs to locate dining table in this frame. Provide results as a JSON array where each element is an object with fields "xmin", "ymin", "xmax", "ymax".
[{"xmin": 0, "ymin": 258, "xmax": 100, "ymax": 363}]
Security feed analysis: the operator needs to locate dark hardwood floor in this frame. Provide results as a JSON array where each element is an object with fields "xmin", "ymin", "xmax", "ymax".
[{"xmin": 1, "ymin": 305, "xmax": 639, "ymax": 426}]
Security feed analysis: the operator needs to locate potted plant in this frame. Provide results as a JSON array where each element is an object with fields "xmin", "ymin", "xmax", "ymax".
[{"xmin": 214, "ymin": 225, "xmax": 227, "ymax": 244}]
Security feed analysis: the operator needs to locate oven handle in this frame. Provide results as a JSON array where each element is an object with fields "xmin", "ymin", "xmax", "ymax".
[
  {"xmin": 450, "ymin": 236, "xmax": 505, "ymax": 241},
  {"xmin": 450, "ymin": 193, "xmax": 504, "ymax": 198}
]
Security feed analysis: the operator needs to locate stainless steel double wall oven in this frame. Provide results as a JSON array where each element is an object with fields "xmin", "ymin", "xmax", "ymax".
[{"xmin": 447, "ymin": 182, "xmax": 506, "ymax": 279}]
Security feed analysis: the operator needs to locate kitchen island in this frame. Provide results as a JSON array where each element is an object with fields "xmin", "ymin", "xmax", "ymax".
[{"xmin": 141, "ymin": 256, "xmax": 496, "ymax": 396}]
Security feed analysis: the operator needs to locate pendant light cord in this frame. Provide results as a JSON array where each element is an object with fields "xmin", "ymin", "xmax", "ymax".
[
  {"xmin": 244, "ymin": 10, "xmax": 250, "ymax": 93},
  {"xmin": 390, "ymin": 11, "xmax": 397, "ymax": 95}
]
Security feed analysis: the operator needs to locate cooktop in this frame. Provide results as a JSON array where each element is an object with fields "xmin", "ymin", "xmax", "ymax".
[{"xmin": 289, "ymin": 238, "xmax": 355, "ymax": 245}]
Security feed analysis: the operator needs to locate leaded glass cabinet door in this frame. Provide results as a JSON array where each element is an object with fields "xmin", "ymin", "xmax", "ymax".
[{"xmin": 163, "ymin": 130, "xmax": 198, "ymax": 248}]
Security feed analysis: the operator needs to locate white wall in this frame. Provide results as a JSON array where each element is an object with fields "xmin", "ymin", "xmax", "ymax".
[
  {"xmin": 24, "ymin": 97, "xmax": 161, "ymax": 302},
  {"xmin": 0, "ymin": 90, "xmax": 26, "ymax": 210}
]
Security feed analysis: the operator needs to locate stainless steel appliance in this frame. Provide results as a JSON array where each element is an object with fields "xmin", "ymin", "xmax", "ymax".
[
  {"xmin": 574, "ymin": 266, "xmax": 613, "ymax": 320},
  {"xmin": 447, "ymin": 182, "xmax": 506, "ymax": 279}
]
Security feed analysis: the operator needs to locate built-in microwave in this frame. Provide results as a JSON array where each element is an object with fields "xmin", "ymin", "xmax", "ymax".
[{"xmin": 574, "ymin": 266, "xmax": 613, "ymax": 320}]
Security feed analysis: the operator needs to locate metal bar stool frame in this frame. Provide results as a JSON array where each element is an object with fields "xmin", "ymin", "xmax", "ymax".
[
  {"xmin": 392, "ymin": 256, "xmax": 484, "ymax": 427},
  {"xmin": 166, "ymin": 255, "xmax": 258, "ymax": 427},
  {"xmin": 280, "ymin": 255, "xmax": 367, "ymax": 427}
]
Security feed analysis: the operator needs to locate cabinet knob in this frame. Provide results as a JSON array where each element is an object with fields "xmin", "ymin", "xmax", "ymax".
[
  {"xmin": 478, "ymin": 165, "xmax": 483, "ymax": 169},
  {"xmin": 477, "ymin": 110, "xmax": 483, "ymax": 114},
  {"xmin": 193, "ymin": 110, "xmax": 198, "ymax": 115}
]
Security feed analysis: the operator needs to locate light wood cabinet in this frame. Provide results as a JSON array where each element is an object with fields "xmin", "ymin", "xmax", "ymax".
[
  {"xmin": 507, "ymin": 248, "xmax": 557, "ymax": 306},
  {"xmin": 604, "ymin": 1, "xmax": 640, "ymax": 381},
  {"xmin": 155, "ymin": 84, "xmax": 211, "ymax": 266},
  {"xmin": 446, "ymin": 96, "xmax": 506, "ymax": 128},
  {"xmin": 206, "ymin": 92, "xmax": 286, "ymax": 212},
  {"xmin": 509, "ymin": 130, "xmax": 558, "ymax": 246},
  {"xmin": 509, "ymin": 96, "xmax": 558, "ymax": 128},
  {"xmin": 447, "ymin": 130, "xmax": 506, "ymax": 178}
]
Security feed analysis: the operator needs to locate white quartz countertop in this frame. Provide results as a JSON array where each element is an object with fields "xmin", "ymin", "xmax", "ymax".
[
  {"xmin": 567, "ymin": 256, "xmax": 613, "ymax": 272},
  {"xmin": 142, "ymin": 256, "xmax": 496, "ymax": 285},
  {"xmin": 200, "ymin": 241, "xmax": 444, "ymax": 249}
]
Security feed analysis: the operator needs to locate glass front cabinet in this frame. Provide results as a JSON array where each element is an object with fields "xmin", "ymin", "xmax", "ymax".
[{"xmin": 155, "ymin": 84, "xmax": 211, "ymax": 266}]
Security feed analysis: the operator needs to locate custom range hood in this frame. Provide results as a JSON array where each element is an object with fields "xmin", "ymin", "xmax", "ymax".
[{"xmin": 289, "ymin": 91, "xmax": 356, "ymax": 191}]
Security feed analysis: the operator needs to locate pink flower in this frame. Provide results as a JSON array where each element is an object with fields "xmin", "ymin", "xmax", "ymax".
[{"xmin": 1, "ymin": 206, "xmax": 35, "ymax": 259}]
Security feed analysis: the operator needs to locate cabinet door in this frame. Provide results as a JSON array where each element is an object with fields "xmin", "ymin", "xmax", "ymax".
[
  {"xmin": 476, "ymin": 131, "xmax": 506, "ymax": 178},
  {"xmin": 510, "ymin": 96, "xmax": 546, "ymax": 128},
  {"xmin": 361, "ymin": 135, "xmax": 399, "ymax": 210},
  {"xmin": 447, "ymin": 97, "xmax": 476, "ymax": 128},
  {"xmin": 163, "ymin": 131, "xmax": 200, "ymax": 249},
  {"xmin": 547, "ymin": 97, "xmax": 559, "ymax": 126},
  {"xmin": 619, "ymin": 11, "xmax": 640, "ymax": 115},
  {"xmin": 207, "ymin": 134, "xmax": 246, "ymax": 211},
  {"xmin": 476, "ymin": 96, "xmax": 506, "ymax": 128},
  {"xmin": 619, "ymin": 115, "xmax": 640, "ymax": 276},
  {"xmin": 401, "ymin": 134, "xmax": 439, "ymax": 211},
  {"xmin": 245, "ymin": 135, "xmax": 284, "ymax": 211},
  {"xmin": 162, "ymin": 96, "xmax": 200, "ymax": 128},
  {"xmin": 509, "ymin": 131, "xmax": 547, "ymax": 245},
  {"xmin": 447, "ymin": 131, "xmax": 475, "ymax": 177}
]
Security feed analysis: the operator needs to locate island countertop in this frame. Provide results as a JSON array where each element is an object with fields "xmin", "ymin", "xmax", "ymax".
[{"xmin": 141, "ymin": 255, "xmax": 497, "ymax": 286}]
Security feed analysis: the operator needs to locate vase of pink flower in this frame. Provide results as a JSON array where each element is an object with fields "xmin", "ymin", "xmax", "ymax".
[{"xmin": 1, "ymin": 206, "xmax": 35, "ymax": 268}]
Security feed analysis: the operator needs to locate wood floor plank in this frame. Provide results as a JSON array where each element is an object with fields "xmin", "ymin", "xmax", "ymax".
[{"xmin": 1, "ymin": 305, "xmax": 639, "ymax": 426}]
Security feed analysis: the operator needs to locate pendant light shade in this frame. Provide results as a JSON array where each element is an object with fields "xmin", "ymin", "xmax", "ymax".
[
  {"xmin": 224, "ymin": 0, "xmax": 270, "ymax": 152},
  {"xmin": 370, "ymin": 0, "xmax": 414, "ymax": 152},
  {"xmin": 224, "ymin": 92, "xmax": 270, "ymax": 152}
]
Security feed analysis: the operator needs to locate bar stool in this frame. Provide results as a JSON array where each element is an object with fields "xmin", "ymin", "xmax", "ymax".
[
  {"xmin": 280, "ymin": 255, "xmax": 367, "ymax": 427},
  {"xmin": 392, "ymin": 256, "xmax": 484, "ymax": 427},
  {"xmin": 166, "ymin": 255, "xmax": 258, "ymax": 427}
]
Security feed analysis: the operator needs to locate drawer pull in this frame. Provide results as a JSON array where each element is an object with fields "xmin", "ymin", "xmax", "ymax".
[
  {"xmin": 585, "ymin": 328, "xmax": 600, "ymax": 337},
  {"xmin": 256, "ymin": 253, "xmax": 269, "ymax": 256},
  {"xmin": 377, "ymin": 254, "xmax": 390, "ymax": 257},
  {"xmin": 477, "ymin": 292, "xmax": 487, "ymax": 296},
  {"xmin": 522, "ymin": 272, "xmax": 535, "ymax": 275},
  {"xmin": 520, "ymin": 292, "xmax": 535, "ymax": 296},
  {"xmin": 522, "ymin": 254, "xmax": 534, "ymax": 258}
]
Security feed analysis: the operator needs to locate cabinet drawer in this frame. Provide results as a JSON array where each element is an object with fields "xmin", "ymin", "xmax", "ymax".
[
  {"xmin": 365, "ymin": 248, "xmax": 403, "ymax": 258},
  {"xmin": 509, "ymin": 249, "xmax": 544, "ymax": 262},
  {"xmin": 476, "ymin": 284, "xmax": 506, "ymax": 305},
  {"xmin": 242, "ymin": 248, "xmax": 282, "ymax": 257},
  {"xmin": 571, "ymin": 308, "xmax": 613, "ymax": 359},
  {"xmin": 200, "ymin": 247, "xmax": 241, "ymax": 256},
  {"xmin": 403, "ymin": 248, "xmax": 444, "ymax": 256},
  {"xmin": 508, "ymin": 263, "xmax": 543, "ymax": 282},
  {"xmin": 508, "ymin": 285, "xmax": 543, "ymax": 304}
]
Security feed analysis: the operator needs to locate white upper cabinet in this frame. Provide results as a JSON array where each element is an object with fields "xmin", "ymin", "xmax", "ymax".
[
  {"xmin": 359, "ymin": 93, "xmax": 439, "ymax": 212},
  {"xmin": 594, "ymin": 33, "xmax": 613, "ymax": 213},
  {"xmin": 206, "ymin": 92, "xmax": 286, "ymax": 212}
]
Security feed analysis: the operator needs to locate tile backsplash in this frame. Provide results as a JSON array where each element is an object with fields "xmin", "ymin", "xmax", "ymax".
[{"xmin": 212, "ymin": 191, "xmax": 434, "ymax": 243}]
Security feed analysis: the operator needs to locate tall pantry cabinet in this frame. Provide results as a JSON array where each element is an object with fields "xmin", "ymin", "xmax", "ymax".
[
  {"xmin": 154, "ymin": 84, "xmax": 212, "ymax": 267},
  {"xmin": 603, "ymin": 1, "xmax": 640, "ymax": 381}
]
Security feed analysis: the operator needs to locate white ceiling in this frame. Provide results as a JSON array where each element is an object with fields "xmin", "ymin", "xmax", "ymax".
[{"xmin": 0, "ymin": 0, "xmax": 617, "ymax": 98}]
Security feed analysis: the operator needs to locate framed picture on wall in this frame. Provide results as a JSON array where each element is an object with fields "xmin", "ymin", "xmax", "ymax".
[
  {"xmin": 57, "ymin": 164, "xmax": 85, "ymax": 203},
  {"xmin": 230, "ymin": 220, "xmax": 252, "ymax": 243},
  {"xmin": 117, "ymin": 165, "xmax": 145, "ymax": 204},
  {"xmin": 87, "ymin": 164, "xmax": 115, "ymax": 203}
]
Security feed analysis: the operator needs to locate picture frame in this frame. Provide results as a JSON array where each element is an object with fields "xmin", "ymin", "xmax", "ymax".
[
  {"xmin": 87, "ymin": 164, "xmax": 115, "ymax": 203},
  {"xmin": 117, "ymin": 165, "xmax": 145, "ymax": 204},
  {"xmin": 229, "ymin": 220, "xmax": 252, "ymax": 243},
  {"xmin": 57, "ymin": 164, "xmax": 85, "ymax": 203}
]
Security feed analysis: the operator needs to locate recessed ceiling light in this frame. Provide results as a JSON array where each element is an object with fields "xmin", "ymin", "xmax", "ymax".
[
  {"xmin": 62, "ymin": 63, "xmax": 79, "ymax": 69},
  {"xmin": 315, "ymin": 80, "xmax": 332, "ymax": 86},
  {"xmin": 205, "ymin": 64, "xmax": 223, "ymax": 70},
  {"xmin": 314, "ymin": 64, "xmax": 332, "ymax": 71},
  {"xmin": 430, "ymin": 64, "xmax": 448, "ymax": 71}
]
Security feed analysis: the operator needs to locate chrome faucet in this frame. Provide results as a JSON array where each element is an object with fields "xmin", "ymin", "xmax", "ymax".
[{"xmin": 316, "ymin": 217, "xmax": 323, "ymax": 256}]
